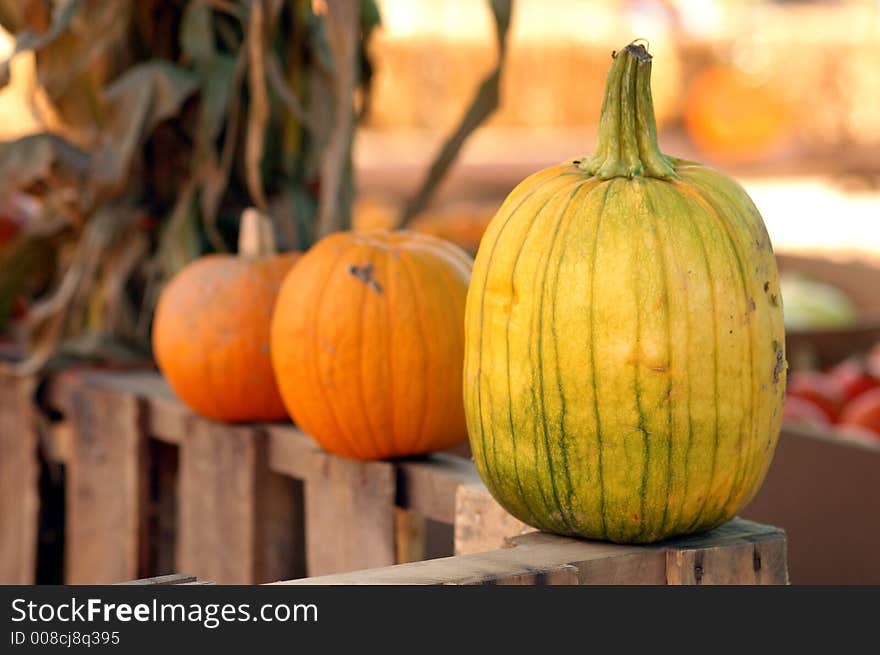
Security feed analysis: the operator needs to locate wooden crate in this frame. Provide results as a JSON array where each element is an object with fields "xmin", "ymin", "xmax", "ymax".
[
  {"xmin": 31, "ymin": 368, "xmax": 499, "ymax": 583},
  {"xmin": 1, "ymin": 367, "xmax": 790, "ymax": 585}
]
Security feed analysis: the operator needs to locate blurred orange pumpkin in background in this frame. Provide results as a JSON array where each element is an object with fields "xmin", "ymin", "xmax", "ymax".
[{"xmin": 683, "ymin": 64, "xmax": 793, "ymax": 162}]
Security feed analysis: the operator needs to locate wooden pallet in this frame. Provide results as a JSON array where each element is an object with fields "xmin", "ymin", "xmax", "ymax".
[
  {"xmin": 0, "ymin": 366, "xmax": 39, "ymax": 585},
  {"xmin": 2, "ymin": 367, "xmax": 789, "ymax": 585},
  {"xmin": 20, "ymin": 368, "xmax": 525, "ymax": 584},
  {"xmin": 273, "ymin": 518, "xmax": 787, "ymax": 585},
  {"xmin": 125, "ymin": 519, "xmax": 787, "ymax": 586}
]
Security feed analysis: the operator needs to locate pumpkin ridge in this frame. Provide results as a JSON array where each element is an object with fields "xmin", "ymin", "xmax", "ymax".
[
  {"xmin": 404, "ymin": 236, "xmax": 473, "ymax": 453},
  {"xmin": 382, "ymin": 246, "xmax": 401, "ymax": 457},
  {"xmin": 669, "ymin": 184, "xmax": 722, "ymax": 534},
  {"xmin": 275, "ymin": 234, "xmax": 342, "ymax": 442},
  {"xmin": 505, "ymin": 183, "xmax": 583, "ymax": 527},
  {"xmin": 588, "ymin": 180, "xmax": 617, "ymax": 538},
  {"xmin": 682, "ymin": 170, "xmax": 784, "ymax": 502},
  {"xmin": 398, "ymin": 249, "xmax": 431, "ymax": 454},
  {"xmin": 314, "ymin": 246, "xmax": 366, "ymax": 458},
  {"xmin": 684, "ymin": 177, "xmax": 766, "ymax": 513},
  {"xmin": 630, "ymin": 188, "xmax": 651, "ymax": 542},
  {"xmin": 651, "ymin": 182, "xmax": 697, "ymax": 535},
  {"xmin": 355, "ymin": 248, "xmax": 386, "ymax": 459},
  {"xmin": 473, "ymin": 173, "xmax": 576, "ymax": 507},
  {"xmin": 679, "ymin": 180, "xmax": 755, "ymax": 520},
  {"xmin": 548, "ymin": 179, "xmax": 612, "ymax": 536},
  {"xmin": 640, "ymin": 184, "xmax": 675, "ymax": 540},
  {"xmin": 534, "ymin": 181, "xmax": 593, "ymax": 534},
  {"xmin": 555, "ymin": 179, "xmax": 609, "ymax": 534}
]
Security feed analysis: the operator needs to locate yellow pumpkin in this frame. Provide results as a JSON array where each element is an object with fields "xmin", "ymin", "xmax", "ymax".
[{"xmin": 463, "ymin": 43, "xmax": 786, "ymax": 543}]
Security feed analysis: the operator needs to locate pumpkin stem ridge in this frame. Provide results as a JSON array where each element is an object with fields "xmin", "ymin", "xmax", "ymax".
[
  {"xmin": 583, "ymin": 43, "xmax": 676, "ymax": 180},
  {"xmin": 238, "ymin": 207, "xmax": 277, "ymax": 258}
]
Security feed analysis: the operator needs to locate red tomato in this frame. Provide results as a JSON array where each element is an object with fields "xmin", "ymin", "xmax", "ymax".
[
  {"xmin": 827, "ymin": 357, "xmax": 880, "ymax": 403},
  {"xmin": 838, "ymin": 387, "xmax": 880, "ymax": 438},
  {"xmin": 782, "ymin": 395, "xmax": 832, "ymax": 426},
  {"xmin": 787, "ymin": 371, "xmax": 844, "ymax": 422}
]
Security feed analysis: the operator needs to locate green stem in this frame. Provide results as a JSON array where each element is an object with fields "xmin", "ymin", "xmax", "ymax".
[{"xmin": 583, "ymin": 43, "xmax": 676, "ymax": 180}]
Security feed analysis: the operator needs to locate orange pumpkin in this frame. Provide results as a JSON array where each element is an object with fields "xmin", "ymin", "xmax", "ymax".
[
  {"xmin": 152, "ymin": 209, "xmax": 300, "ymax": 422},
  {"xmin": 683, "ymin": 65, "xmax": 792, "ymax": 162},
  {"xmin": 270, "ymin": 230, "xmax": 472, "ymax": 460}
]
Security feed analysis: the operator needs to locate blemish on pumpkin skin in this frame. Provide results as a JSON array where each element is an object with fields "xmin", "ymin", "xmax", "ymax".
[
  {"xmin": 650, "ymin": 365, "xmax": 668, "ymax": 372},
  {"xmin": 772, "ymin": 340, "xmax": 785, "ymax": 384},
  {"xmin": 763, "ymin": 281, "xmax": 770, "ymax": 292},
  {"xmin": 769, "ymin": 294, "xmax": 778, "ymax": 307},
  {"xmin": 348, "ymin": 262, "xmax": 383, "ymax": 294}
]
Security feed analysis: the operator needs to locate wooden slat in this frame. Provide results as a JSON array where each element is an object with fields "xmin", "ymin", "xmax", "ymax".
[
  {"xmin": 397, "ymin": 454, "xmax": 481, "ymax": 524},
  {"xmin": 394, "ymin": 508, "xmax": 427, "ymax": 564},
  {"xmin": 66, "ymin": 383, "xmax": 150, "ymax": 584},
  {"xmin": 45, "ymin": 420, "xmax": 74, "ymax": 465},
  {"xmin": 273, "ymin": 518, "xmax": 786, "ymax": 586},
  {"xmin": 274, "ymin": 531, "xmax": 661, "ymax": 585},
  {"xmin": 303, "ymin": 453, "xmax": 397, "ymax": 576},
  {"xmin": 267, "ymin": 424, "xmax": 398, "ymax": 576},
  {"xmin": 0, "ymin": 368, "xmax": 38, "ymax": 584},
  {"xmin": 117, "ymin": 573, "xmax": 197, "ymax": 585},
  {"xmin": 150, "ymin": 440, "xmax": 179, "ymax": 577},
  {"xmin": 665, "ymin": 519, "xmax": 788, "ymax": 585},
  {"xmin": 474, "ymin": 563, "xmax": 580, "ymax": 585},
  {"xmin": 177, "ymin": 421, "xmax": 303, "ymax": 584},
  {"xmin": 256, "ymin": 471, "xmax": 306, "ymax": 582},
  {"xmin": 453, "ymin": 482, "xmax": 531, "ymax": 555},
  {"xmin": 55, "ymin": 370, "xmax": 186, "ymax": 445}
]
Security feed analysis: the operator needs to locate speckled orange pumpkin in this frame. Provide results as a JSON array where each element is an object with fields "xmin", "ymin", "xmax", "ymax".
[
  {"xmin": 270, "ymin": 230, "xmax": 473, "ymax": 460},
  {"xmin": 152, "ymin": 210, "xmax": 299, "ymax": 422}
]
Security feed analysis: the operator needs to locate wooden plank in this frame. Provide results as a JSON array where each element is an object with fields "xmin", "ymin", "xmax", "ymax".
[
  {"xmin": 149, "ymin": 440, "xmax": 179, "ymax": 577},
  {"xmin": 266, "ymin": 424, "xmax": 325, "ymax": 478},
  {"xmin": 255, "ymin": 471, "xmax": 306, "ymax": 583},
  {"xmin": 274, "ymin": 531, "xmax": 661, "ymax": 585},
  {"xmin": 397, "ymin": 454, "xmax": 480, "ymax": 523},
  {"xmin": 665, "ymin": 518, "xmax": 788, "ymax": 585},
  {"xmin": 453, "ymin": 482, "xmax": 532, "ymax": 555},
  {"xmin": 267, "ymin": 424, "xmax": 398, "ymax": 576},
  {"xmin": 45, "ymin": 369, "xmax": 186, "ymax": 445},
  {"xmin": 177, "ymin": 420, "xmax": 303, "ymax": 584},
  {"xmin": 66, "ymin": 383, "xmax": 150, "ymax": 584},
  {"xmin": 394, "ymin": 508, "xmax": 427, "ymax": 564},
  {"xmin": 304, "ymin": 454, "xmax": 397, "ymax": 576},
  {"xmin": 45, "ymin": 420, "xmax": 73, "ymax": 465},
  {"xmin": 117, "ymin": 573, "xmax": 197, "ymax": 585},
  {"xmin": 274, "ymin": 518, "xmax": 786, "ymax": 586},
  {"xmin": 473, "ymin": 564, "xmax": 580, "ymax": 585},
  {"xmin": 744, "ymin": 426, "xmax": 880, "ymax": 583},
  {"xmin": 0, "ymin": 368, "xmax": 39, "ymax": 584}
]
